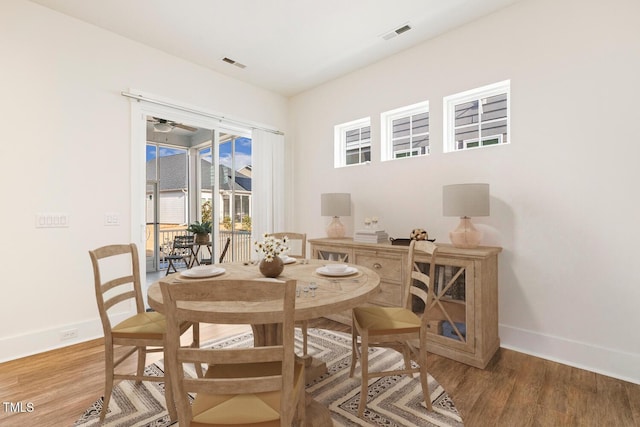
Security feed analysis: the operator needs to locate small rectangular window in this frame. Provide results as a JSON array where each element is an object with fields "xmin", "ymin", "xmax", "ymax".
[
  {"xmin": 381, "ymin": 101, "xmax": 429, "ymax": 161},
  {"xmin": 444, "ymin": 81, "xmax": 510, "ymax": 152},
  {"xmin": 334, "ymin": 118, "xmax": 371, "ymax": 167}
]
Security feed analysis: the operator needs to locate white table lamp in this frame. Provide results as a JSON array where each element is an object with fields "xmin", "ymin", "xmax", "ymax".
[
  {"xmin": 443, "ymin": 184, "xmax": 490, "ymax": 249},
  {"xmin": 321, "ymin": 193, "xmax": 351, "ymax": 238}
]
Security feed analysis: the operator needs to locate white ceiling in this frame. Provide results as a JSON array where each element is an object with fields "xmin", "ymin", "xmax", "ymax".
[{"xmin": 29, "ymin": 0, "xmax": 522, "ymax": 97}]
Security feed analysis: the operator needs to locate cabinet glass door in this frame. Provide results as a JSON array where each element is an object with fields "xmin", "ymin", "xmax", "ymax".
[{"xmin": 414, "ymin": 260, "xmax": 473, "ymax": 352}]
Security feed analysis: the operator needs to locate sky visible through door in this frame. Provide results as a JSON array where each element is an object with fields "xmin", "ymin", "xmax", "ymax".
[{"xmin": 145, "ymin": 137, "xmax": 252, "ymax": 169}]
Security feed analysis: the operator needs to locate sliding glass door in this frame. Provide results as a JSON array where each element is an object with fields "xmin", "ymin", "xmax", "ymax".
[
  {"xmin": 136, "ymin": 103, "xmax": 257, "ymax": 279},
  {"xmin": 215, "ymin": 133, "xmax": 252, "ymax": 262},
  {"xmin": 145, "ymin": 143, "xmax": 189, "ymax": 272}
]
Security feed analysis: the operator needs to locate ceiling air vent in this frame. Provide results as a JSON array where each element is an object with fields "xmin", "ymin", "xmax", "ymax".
[
  {"xmin": 381, "ymin": 23, "xmax": 412, "ymax": 41},
  {"xmin": 222, "ymin": 57, "xmax": 246, "ymax": 69}
]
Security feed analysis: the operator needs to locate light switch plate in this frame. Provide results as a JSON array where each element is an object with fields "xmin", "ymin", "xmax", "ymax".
[{"xmin": 35, "ymin": 213, "xmax": 69, "ymax": 228}]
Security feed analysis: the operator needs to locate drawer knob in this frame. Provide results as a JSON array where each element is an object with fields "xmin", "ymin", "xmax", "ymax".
[{"xmin": 373, "ymin": 262, "xmax": 382, "ymax": 269}]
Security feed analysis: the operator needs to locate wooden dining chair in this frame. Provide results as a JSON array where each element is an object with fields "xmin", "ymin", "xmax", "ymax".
[
  {"xmin": 269, "ymin": 232, "xmax": 307, "ymax": 259},
  {"xmin": 349, "ymin": 240, "xmax": 438, "ymax": 417},
  {"xmin": 160, "ymin": 278, "xmax": 306, "ymax": 427},
  {"xmin": 269, "ymin": 232, "xmax": 309, "ymax": 357},
  {"xmin": 89, "ymin": 243, "xmax": 199, "ymax": 422}
]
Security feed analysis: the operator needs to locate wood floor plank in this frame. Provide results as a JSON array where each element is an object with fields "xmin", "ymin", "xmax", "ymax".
[
  {"xmin": 565, "ymin": 384, "xmax": 600, "ymax": 427},
  {"xmin": 626, "ymin": 380, "xmax": 640, "ymax": 426},
  {"xmin": 595, "ymin": 374, "xmax": 636, "ymax": 426},
  {"xmin": 464, "ymin": 369, "xmax": 516, "ymax": 426},
  {"xmin": 537, "ymin": 358, "xmax": 573, "ymax": 415},
  {"xmin": 494, "ymin": 350, "xmax": 546, "ymax": 426},
  {"xmin": 533, "ymin": 405, "xmax": 575, "ymax": 426}
]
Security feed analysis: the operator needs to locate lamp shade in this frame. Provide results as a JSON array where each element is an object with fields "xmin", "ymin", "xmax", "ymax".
[
  {"xmin": 443, "ymin": 184, "xmax": 490, "ymax": 217},
  {"xmin": 321, "ymin": 193, "xmax": 351, "ymax": 217}
]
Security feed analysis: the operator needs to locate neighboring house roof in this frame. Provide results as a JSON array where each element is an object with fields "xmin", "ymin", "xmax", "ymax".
[
  {"xmin": 237, "ymin": 165, "xmax": 252, "ymax": 177},
  {"xmin": 232, "ymin": 173, "xmax": 252, "ymax": 192},
  {"xmin": 217, "ymin": 163, "xmax": 251, "ymax": 192},
  {"xmin": 146, "ymin": 153, "xmax": 251, "ymax": 192}
]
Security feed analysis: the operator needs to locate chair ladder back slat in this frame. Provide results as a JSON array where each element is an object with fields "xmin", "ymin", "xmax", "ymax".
[
  {"xmin": 161, "ymin": 279, "xmax": 290, "ymax": 304},
  {"xmin": 100, "ymin": 275, "xmax": 136, "ymax": 293},
  {"xmin": 183, "ymin": 376, "xmax": 283, "ymax": 395},
  {"xmin": 103, "ymin": 290, "xmax": 137, "ymax": 311},
  {"xmin": 410, "ymin": 286, "xmax": 429, "ymax": 304},
  {"xmin": 177, "ymin": 346, "xmax": 284, "ymax": 365}
]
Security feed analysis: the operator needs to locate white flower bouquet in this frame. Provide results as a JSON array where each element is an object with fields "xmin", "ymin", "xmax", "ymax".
[{"xmin": 254, "ymin": 234, "xmax": 289, "ymax": 262}]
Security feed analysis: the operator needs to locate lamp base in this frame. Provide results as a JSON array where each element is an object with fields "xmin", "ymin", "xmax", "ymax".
[
  {"xmin": 326, "ymin": 216, "xmax": 346, "ymax": 238},
  {"xmin": 449, "ymin": 216, "xmax": 482, "ymax": 249}
]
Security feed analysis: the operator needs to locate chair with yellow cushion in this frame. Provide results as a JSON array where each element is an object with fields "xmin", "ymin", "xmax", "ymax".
[
  {"xmin": 89, "ymin": 243, "xmax": 199, "ymax": 421},
  {"xmin": 349, "ymin": 240, "xmax": 438, "ymax": 417},
  {"xmin": 160, "ymin": 278, "xmax": 306, "ymax": 427}
]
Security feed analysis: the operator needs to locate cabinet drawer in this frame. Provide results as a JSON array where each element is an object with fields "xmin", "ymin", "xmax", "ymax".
[
  {"xmin": 369, "ymin": 280, "xmax": 401, "ymax": 306},
  {"xmin": 355, "ymin": 253, "xmax": 402, "ymax": 283}
]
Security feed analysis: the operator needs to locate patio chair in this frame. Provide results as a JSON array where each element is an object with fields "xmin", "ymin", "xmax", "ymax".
[
  {"xmin": 200, "ymin": 236, "xmax": 231, "ymax": 265},
  {"xmin": 165, "ymin": 235, "xmax": 195, "ymax": 275}
]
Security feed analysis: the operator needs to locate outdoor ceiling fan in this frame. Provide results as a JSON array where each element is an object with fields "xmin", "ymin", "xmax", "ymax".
[{"xmin": 148, "ymin": 117, "xmax": 198, "ymax": 133}]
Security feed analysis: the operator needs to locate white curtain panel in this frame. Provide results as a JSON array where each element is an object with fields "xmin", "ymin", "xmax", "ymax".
[{"xmin": 251, "ymin": 129, "xmax": 285, "ymax": 251}]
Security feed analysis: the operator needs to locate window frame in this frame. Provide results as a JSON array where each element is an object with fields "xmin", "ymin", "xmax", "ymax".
[
  {"xmin": 334, "ymin": 117, "xmax": 371, "ymax": 167},
  {"xmin": 443, "ymin": 80, "xmax": 510, "ymax": 153},
  {"xmin": 380, "ymin": 100, "xmax": 430, "ymax": 161}
]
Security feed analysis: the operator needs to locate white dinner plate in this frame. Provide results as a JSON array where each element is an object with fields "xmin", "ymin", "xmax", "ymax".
[
  {"xmin": 280, "ymin": 256, "xmax": 297, "ymax": 265},
  {"xmin": 315, "ymin": 266, "xmax": 358, "ymax": 277},
  {"xmin": 180, "ymin": 266, "xmax": 226, "ymax": 278}
]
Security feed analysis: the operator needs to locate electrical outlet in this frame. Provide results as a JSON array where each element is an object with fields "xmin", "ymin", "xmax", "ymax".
[{"xmin": 60, "ymin": 328, "xmax": 78, "ymax": 341}]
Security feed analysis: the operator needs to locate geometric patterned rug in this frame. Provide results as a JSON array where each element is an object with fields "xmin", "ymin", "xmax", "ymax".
[{"xmin": 75, "ymin": 329, "xmax": 463, "ymax": 426}]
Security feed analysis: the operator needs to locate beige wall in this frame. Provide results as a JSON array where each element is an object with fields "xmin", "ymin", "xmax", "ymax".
[
  {"xmin": 289, "ymin": 0, "xmax": 640, "ymax": 383},
  {"xmin": 0, "ymin": 0, "xmax": 287, "ymax": 360}
]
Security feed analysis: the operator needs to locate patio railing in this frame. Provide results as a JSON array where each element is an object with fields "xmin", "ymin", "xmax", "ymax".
[{"xmin": 156, "ymin": 228, "xmax": 253, "ymax": 266}]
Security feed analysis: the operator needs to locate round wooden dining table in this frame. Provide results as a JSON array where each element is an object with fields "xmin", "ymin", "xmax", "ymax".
[{"xmin": 147, "ymin": 258, "xmax": 380, "ymax": 427}]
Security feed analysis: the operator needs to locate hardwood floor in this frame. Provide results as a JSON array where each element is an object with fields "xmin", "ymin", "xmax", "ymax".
[{"xmin": 1, "ymin": 319, "xmax": 638, "ymax": 427}]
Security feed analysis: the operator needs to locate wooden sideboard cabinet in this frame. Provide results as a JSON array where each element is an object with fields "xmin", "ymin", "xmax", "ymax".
[{"xmin": 309, "ymin": 238, "xmax": 502, "ymax": 369}]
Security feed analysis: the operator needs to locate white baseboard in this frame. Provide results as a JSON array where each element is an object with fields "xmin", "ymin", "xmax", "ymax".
[
  {"xmin": 499, "ymin": 324, "xmax": 640, "ymax": 385},
  {"xmin": 0, "ymin": 312, "xmax": 131, "ymax": 363}
]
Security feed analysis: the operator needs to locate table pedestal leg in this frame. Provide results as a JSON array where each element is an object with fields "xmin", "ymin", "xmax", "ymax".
[
  {"xmin": 301, "ymin": 355, "xmax": 327, "ymax": 384},
  {"xmin": 252, "ymin": 325, "xmax": 333, "ymax": 426},
  {"xmin": 305, "ymin": 393, "xmax": 333, "ymax": 426}
]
